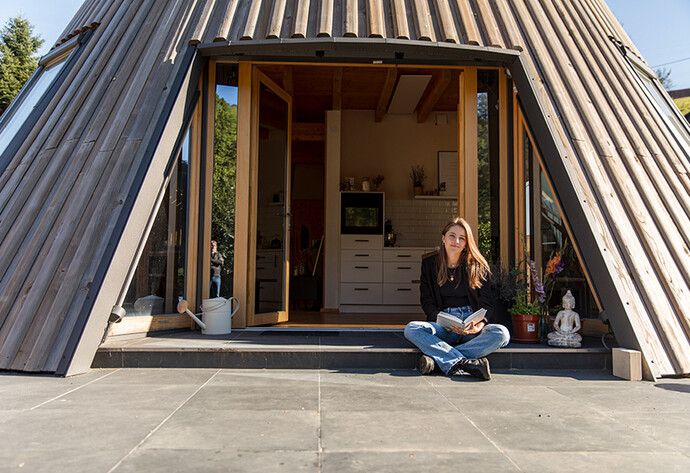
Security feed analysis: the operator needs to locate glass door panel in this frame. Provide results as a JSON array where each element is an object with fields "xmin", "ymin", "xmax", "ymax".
[{"xmin": 251, "ymin": 76, "xmax": 291, "ymax": 323}]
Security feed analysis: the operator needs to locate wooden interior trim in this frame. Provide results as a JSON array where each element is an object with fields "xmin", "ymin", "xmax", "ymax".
[
  {"xmin": 233, "ymin": 62, "xmax": 252, "ymax": 328},
  {"xmin": 463, "ymin": 68, "xmax": 478, "ymax": 231},
  {"xmin": 416, "ymin": 69, "xmax": 452, "ymax": 123},
  {"xmin": 499, "ymin": 72, "xmax": 509, "ymax": 267},
  {"xmin": 375, "ymin": 68, "xmax": 398, "ymax": 122}
]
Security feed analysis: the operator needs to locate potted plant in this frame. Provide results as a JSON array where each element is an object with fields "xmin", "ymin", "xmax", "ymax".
[
  {"xmin": 410, "ymin": 165, "xmax": 426, "ymax": 195},
  {"xmin": 506, "ymin": 244, "xmax": 566, "ymax": 343}
]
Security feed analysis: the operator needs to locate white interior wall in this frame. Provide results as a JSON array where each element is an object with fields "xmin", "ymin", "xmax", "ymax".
[{"xmin": 340, "ymin": 110, "xmax": 457, "ymax": 199}]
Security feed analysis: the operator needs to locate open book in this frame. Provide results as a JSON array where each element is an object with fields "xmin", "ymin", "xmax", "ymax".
[{"xmin": 436, "ymin": 308, "xmax": 487, "ymax": 330}]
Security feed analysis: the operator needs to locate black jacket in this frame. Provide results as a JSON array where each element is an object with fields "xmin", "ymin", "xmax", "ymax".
[
  {"xmin": 419, "ymin": 254, "xmax": 494, "ymax": 323},
  {"xmin": 211, "ymin": 252, "xmax": 224, "ymax": 277}
]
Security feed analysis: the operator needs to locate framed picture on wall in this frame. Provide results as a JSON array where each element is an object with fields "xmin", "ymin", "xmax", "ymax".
[{"xmin": 438, "ymin": 151, "xmax": 458, "ymax": 197}]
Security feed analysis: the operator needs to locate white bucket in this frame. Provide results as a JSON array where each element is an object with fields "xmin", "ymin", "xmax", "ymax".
[{"xmin": 200, "ymin": 297, "xmax": 239, "ymax": 335}]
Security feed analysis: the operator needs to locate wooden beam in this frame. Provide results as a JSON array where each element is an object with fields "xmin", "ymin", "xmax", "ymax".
[
  {"xmin": 293, "ymin": 123, "xmax": 325, "ymax": 141},
  {"xmin": 416, "ymin": 70, "xmax": 451, "ymax": 123},
  {"xmin": 332, "ymin": 67, "xmax": 343, "ymax": 110},
  {"xmin": 375, "ymin": 68, "xmax": 397, "ymax": 122}
]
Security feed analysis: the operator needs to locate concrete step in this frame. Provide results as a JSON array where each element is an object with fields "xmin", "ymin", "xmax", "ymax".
[{"xmin": 93, "ymin": 330, "xmax": 612, "ymax": 371}]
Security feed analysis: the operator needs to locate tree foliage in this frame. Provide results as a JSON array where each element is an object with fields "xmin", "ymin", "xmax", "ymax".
[
  {"xmin": 0, "ymin": 16, "xmax": 44, "ymax": 116},
  {"xmin": 211, "ymin": 95, "xmax": 237, "ymax": 295},
  {"xmin": 655, "ymin": 67, "xmax": 674, "ymax": 91}
]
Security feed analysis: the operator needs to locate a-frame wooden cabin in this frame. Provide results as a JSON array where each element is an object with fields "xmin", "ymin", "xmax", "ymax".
[{"xmin": 0, "ymin": 0, "xmax": 688, "ymax": 378}]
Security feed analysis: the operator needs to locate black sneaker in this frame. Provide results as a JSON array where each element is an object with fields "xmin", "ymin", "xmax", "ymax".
[
  {"xmin": 416, "ymin": 355, "xmax": 435, "ymax": 375},
  {"xmin": 449, "ymin": 357, "xmax": 491, "ymax": 380}
]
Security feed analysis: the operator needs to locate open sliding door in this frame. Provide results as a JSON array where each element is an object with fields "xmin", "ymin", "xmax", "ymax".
[{"xmin": 248, "ymin": 69, "xmax": 292, "ymax": 326}]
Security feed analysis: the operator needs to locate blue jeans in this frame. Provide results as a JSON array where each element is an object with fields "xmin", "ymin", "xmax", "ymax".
[
  {"xmin": 210, "ymin": 276, "xmax": 221, "ymax": 298},
  {"xmin": 404, "ymin": 306, "xmax": 511, "ymax": 374}
]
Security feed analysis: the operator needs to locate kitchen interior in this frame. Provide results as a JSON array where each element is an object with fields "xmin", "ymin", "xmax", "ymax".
[{"xmin": 255, "ymin": 64, "xmax": 466, "ymax": 326}]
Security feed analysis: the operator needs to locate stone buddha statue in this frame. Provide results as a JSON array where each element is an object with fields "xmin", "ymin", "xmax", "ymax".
[{"xmin": 547, "ymin": 290, "xmax": 582, "ymax": 348}]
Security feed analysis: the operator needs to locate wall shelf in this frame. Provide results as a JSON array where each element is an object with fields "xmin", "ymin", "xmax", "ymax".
[{"xmin": 413, "ymin": 195, "xmax": 457, "ymax": 200}]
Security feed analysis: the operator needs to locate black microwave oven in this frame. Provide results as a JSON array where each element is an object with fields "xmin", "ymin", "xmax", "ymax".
[{"xmin": 340, "ymin": 191, "xmax": 384, "ymax": 235}]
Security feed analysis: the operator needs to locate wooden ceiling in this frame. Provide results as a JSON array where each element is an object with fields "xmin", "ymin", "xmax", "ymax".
[{"xmin": 257, "ymin": 65, "xmax": 461, "ymax": 123}]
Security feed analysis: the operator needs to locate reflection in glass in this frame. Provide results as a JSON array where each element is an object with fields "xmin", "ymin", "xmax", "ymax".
[
  {"xmin": 477, "ymin": 70, "xmax": 500, "ymax": 263},
  {"xmin": 0, "ymin": 62, "xmax": 66, "ymax": 157},
  {"xmin": 254, "ymin": 83, "xmax": 289, "ymax": 314},
  {"xmin": 122, "ymin": 131, "xmax": 189, "ymax": 315},
  {"xmin": 523, "ymin": 132, "xmax": 598, "ymax": 319},
  {"xmin": 213, "ymin": 63, "xmax": 239, "ymax": 298}
]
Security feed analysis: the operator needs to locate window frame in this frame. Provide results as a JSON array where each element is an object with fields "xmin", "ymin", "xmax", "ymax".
[
  {"xmin": 0, "ymin": 33, "xmax": 88, "ymax": 172},
  {"xmin": 623, "ymin": 48, "xmax": 690, "ymax": 164}
]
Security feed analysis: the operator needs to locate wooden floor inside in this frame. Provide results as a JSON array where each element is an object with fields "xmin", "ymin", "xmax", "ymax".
[{"xmin": 269, "ymin": 310, "xmax": 420, "ymax": 328}]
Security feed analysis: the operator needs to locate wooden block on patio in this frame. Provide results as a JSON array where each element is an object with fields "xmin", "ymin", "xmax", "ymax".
[{"xmin": 612, "ymin": 348, "xmax": 642, "ymax": 381}]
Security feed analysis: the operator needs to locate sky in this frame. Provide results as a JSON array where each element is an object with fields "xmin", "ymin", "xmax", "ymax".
[{"xmin": 0, "ymin": 0, "xmax": 689, "ymax": 90}]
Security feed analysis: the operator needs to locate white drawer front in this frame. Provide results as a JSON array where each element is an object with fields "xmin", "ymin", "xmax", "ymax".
[
  {"xmin": 341, "ymin": 261, "xmax": 383, "ymax": 283},
  {"xmin": 341, "ymin": 249, "xmax": 382, "ymax": 262},
  {"xmin": 383, "ymin": 283, "xmax": 420, "ymax": 305},
  {"xmin": 340, "ymin": 283, "xmax": 382, "ymax": 304},
  {"xmin": 383, "ymin": 262, "xmax": 420, "ymax": 283},
  {"xmin": 341, "ymin": 234, "xmax": 383, "ymax": 250},
  {"xmin": 383, "ymin": 248, "xmax": 426, "ymax": 262}
]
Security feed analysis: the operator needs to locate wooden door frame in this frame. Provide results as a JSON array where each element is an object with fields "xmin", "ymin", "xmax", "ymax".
[{"xmin": 245, "ymin": 67, "xmax": 293, "ymax": 326}]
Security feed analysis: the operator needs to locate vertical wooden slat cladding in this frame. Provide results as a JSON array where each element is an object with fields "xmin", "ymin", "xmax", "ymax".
[
  {"xmin": 3, "ymin": 0, "xmax": 689, "ymax": 376},
  {"xmin": 366, "ymin": 0, "xmax": 384, "ymax": 38},
  {"xmin": 491, "ymin": 0, "xmax": 523, "ymax": 50},
  {"xmin": 391, "ymin": 0, "xmax": 410, "ymax": 39},
  {"xmin": 317, "ymin": 0, "xmax": 334, "ymax": 37},
  {"xmin": 539, "ymin": 0, "xmax": 690, "ymax": 370},
  {"xmin": 557, "ymin": 0, "xmax": 690, "ymax": 271},
  {"xmin": 17, "ymin": 0, "xmax": 190, "ymax": 373},
  {"xmin": 0, "ymin": 0, "xmax": 140, "ymax": 284},
  {"xmin": 242, "ymin": 0, "xmax": 264, "ymax": 40},
  {"xmin": 0, "ymin": 0, "xmax": 164, "ymax": 371},
  {"xmin": 91, "ymin": 0, "xmax": 115, "ymax": 27},
  {"xmin": 47, "ymin": 8, "xmax": 196, "ymax": 374},
  {"xmin": 473, "ymin": 0, "xmax": 504, "ymax": 47},
  {"xmin": 293, "ymin": 0, "xmax": 311, "ymax": 38},
  {"xmin": 214, "ymin": 0, "xmax": 239, "ymax": 42},
  {"xmin": 411, "ymin": 0, "xmax": 435, "ymax": 41},
  {"xmin": 436, "ymin": 0, "xmax": 459, "ymax": 43},
  {"xmin": 512, "ymin": 0, "xmax": 683, "ymax": 374},
  {"xmin": 454, "ymin": 0, "xmax": 482, "ymax": 45},
  {"xmin": 343, "ymin": 0, "xmax": 358, "ymax": 37},
  {"xmin": 266, "ymin": 0, "xmax": 287, "ymax": 39},
  {"xmin": 190, "ymin": 0, "xmax": 219, "ymax": 45}
]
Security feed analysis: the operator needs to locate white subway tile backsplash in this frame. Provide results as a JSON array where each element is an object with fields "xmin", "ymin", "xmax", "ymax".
[{"xmin": 385, "ymin": 199, "xmax": 458, "ymax": 247}]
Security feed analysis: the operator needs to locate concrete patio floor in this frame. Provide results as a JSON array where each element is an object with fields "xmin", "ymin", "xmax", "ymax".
[{"xmin": 1, "ymin": 368, "xmax": 689, "ymax": 472}]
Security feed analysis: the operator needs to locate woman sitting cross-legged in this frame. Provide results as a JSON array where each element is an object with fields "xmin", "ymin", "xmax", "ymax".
[{"xmin": 404, "ymin": 217, "xmax": 510, "ymax": 380}]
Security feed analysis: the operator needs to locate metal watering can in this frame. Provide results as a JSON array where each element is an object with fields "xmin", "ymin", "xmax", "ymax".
[{"xmin": 177, "ymin": 297, "xmax": 239, "ymax": 335}]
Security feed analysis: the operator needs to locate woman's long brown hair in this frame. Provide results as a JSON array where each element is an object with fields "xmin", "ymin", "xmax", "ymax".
[{"xmin": 437, "ymin": 217, "xmax": 490, "ymax": 289}]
